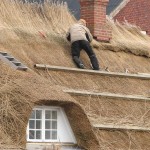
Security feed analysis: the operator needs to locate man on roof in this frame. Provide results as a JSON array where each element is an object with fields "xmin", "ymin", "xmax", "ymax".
[{"xmin": 66, "ymin": 19, "xmax": 100, "ymax": 70}]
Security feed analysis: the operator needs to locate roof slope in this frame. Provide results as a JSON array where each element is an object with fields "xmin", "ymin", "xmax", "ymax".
[
  {"xmin": 0, "ymin": 63, "xmax": 99, "ymax": 149},
  {"xmin": 0, "ymin": 0, "xmax": 150, "ymax": 149}
]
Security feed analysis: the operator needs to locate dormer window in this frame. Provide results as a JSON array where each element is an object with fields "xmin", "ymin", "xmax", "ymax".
[
  {"xmin": 26, "ymin": 106, "xmax": 81, "ymax": 149},
  {"xmin": 27, "ymin": 108, "xmax": 58, "ymax": 142}
]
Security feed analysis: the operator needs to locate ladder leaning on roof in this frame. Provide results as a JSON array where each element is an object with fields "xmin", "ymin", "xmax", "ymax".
[{"xmin": 0, "ymin": 51, "xmax": 28, "ymax": 71}]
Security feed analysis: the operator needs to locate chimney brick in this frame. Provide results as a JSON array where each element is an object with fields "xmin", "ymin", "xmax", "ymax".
[{"xmin": 80, "ymin": 0, "xmax": 112, "ymax": 42}]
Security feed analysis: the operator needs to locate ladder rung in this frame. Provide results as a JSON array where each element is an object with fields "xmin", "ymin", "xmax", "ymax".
[
  {"xmin": 17, "ymin": 66, "xmax": 28, "ymax": 71},
  {"xmin": 5, "ymin": 56, "xmax": 14, "ymax": 61},
  {"xmin": 12, "ymin": 61, "xmax": 21, "ymax": 66},
  {"xmin": 0, "ymin": 52, "xmax": 8, "ymax": 56}
]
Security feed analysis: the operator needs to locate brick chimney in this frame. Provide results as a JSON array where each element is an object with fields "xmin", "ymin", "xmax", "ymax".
[{"xmin": 80, "ymin": 0, "xmax": 112, "ymax": 42}]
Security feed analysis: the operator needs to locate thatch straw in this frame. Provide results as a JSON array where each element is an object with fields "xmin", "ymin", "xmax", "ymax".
[
  {"xmin": 95, "ymin": 129, "xmax": 150, "ymax": 150},
  {"xmin": 107, "ymin": 19, "xmax": 150, "ymax": 57},
  {"xmin": 0, "ymin": 0, "xmax": 150, "ymax": 149},
  {"xmin": 0, "ymin": 0, "xmax": 75, "ymax": 34},
  {"xmin": 0, "ymin": 62, "xmax": 99, "ymax": 149},
  {"xmin": 72, "ymin": 95, "xmax": 150, "ymax": 128},
  {"xmin": 0, "ymin": 0, "xmax": 150, "ymax": 72}
]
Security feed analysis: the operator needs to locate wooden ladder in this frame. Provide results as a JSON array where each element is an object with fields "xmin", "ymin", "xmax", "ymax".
[{"xmin": 0, "ymin": 51, "xmax": 28, "ymax": 71}]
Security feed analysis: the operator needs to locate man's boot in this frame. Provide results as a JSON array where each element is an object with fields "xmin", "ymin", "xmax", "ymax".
[{"xmin": 90, "ymin": 55, "xmax": 100, "ymax": 70}]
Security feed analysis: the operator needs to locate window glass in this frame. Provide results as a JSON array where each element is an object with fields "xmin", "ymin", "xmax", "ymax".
[
  {"xmin": 29, "ymin": 120, "xmax": 35, "ymax": 129},
  {"xmin": 45, "ymin": 120, "xmax": 51, "ymax": 129},
  {"xmin": 45, "ymin": 110, "xmax": 52, "ymax": 119},
  {"xmin": 45, "ymin": 131, "xmax": 51, "ymax": 139},
  {"xmin": 52, "ymin": 121, "xmax": 57, "ymax": 129},
  {"xmin": 52, "ymin": 131, "xmax": 57, "ymax": 139},
  {"xmin": 29, "ymin": 130, "xmax": 35, "ymax": 139},
  {"xmin": 28, "ymin": 109, "xmax": 57, "ymax": 141},
  {"xmin": 36, "ymin": 110, "xmax": 42, "ymax": 119},
  {"xmin": 52, "ymin": 111, "xmax": 57, "ymax": 119},
  {"xmin": 30, "ymin": 110, "xmax": 35, "ymax": 119},
  {"xmin": 36, "ymin": 131, "xmax": 41, "ymax": 139},
  {"xmin": 36, "ymin": 120, "xmax": 42, "ymax": 129}
]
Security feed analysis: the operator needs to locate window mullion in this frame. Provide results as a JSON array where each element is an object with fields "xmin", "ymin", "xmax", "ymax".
[
  {"xmin": 27, "ymin": 121, "xmax": 29, "ymax": 141},
  {"xmin": 42, "ymin": 109, "xmax": 45, "ymax": 141}
]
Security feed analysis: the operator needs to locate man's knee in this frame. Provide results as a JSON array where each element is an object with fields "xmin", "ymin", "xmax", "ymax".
[{"xmin": 72, "ymin": 56, "xmax": 85, "ymax": 69}]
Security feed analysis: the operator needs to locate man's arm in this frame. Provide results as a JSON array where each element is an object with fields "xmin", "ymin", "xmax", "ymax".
[{"xmin": 84, "ymin": 27, "xmax": 93, "ymax": 43}]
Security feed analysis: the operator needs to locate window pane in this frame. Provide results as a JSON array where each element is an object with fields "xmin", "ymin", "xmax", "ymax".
[
  {"xmin": 52, "ymin": 121, "xmax": 57, "ymax": 129},
  {"xmin": 30, "ymin": 110, "xmax": 35, "ymax": 119},
  {"xmin": 52, "ymin": 111, "xmax": 57, "ymax": 119},
  {"xmin": 29, "ymin": 130, "xmax": 35, "ymax": 139},
  {"xmin": 36, "ymin": 110, "xmax": 42, "ymax": 119},
  {"xmin": 29, "ymin": 120, "xmax": 35, "ymax": 129},
  {"xmin": 36, "ymin": 131, "xmax": 41, "ymax": 139},
  {"xmin": 28, "ymin": 108, "xmax": 59, "ymax": 142},
  {"xmin": 45, "ymin": 110, "xmax": 51, "ymax": 119},
  {"xmin": 36, "ymin": 120, "xmax": 42, "ymax": 129},
  {"xmin": 45, "ymin": 121, "xmax": 51, "ymax": 129},
  {"xmin": 45, "ymin": 131, "xmax": 51, "ymax": 139},
  {"xmin": 52, "ymin": 131, "xmax": 57, "ymax": 140}
]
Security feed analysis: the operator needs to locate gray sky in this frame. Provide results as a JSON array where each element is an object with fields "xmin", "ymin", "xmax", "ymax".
[
  {"xmin": 23, "ymin": 0, "xmax": 119, "ymax": 19},
  {"xmin": 59, "ymin": 0, "xmax": 80, "ymax": 19},
  {"xmin": 24, "ymin": 0, "xmax": 80, "ymax": 19}
]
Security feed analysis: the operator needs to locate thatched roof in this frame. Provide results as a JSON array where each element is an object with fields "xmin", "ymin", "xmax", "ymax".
[
  {"xmin": 0, "ymin": 0, "xmax": 150, "ymax": 149},
  {"xmin": 0, "ymin": 63, "xmax": 99, "ymax": 149}
]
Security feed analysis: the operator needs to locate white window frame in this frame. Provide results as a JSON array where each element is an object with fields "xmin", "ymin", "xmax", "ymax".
[{"xmin": 27, "ymin": 106, "xmax": 76, "ymax": 143}]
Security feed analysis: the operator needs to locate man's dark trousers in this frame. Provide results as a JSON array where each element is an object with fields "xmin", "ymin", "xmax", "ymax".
[{"xmin": 71, "ymin": 40, "xmax": 100, "ymax": 70}]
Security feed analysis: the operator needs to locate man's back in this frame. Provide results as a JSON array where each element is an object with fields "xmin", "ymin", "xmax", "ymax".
[{"xmin": 68, "ymin": 23, "xmax": 93, "ymax": 43}]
